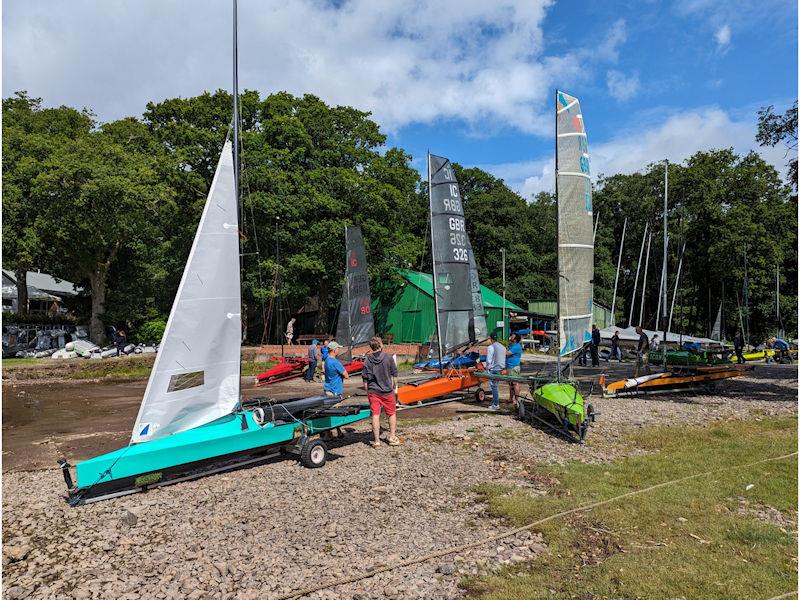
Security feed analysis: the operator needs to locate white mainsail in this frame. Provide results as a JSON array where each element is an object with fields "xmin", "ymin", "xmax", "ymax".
[
  {"xmin": 131, "ymin": 139, "xmax": 241, "ymax": 443},
  {"xmin": 556, "ymin": 91, "xmax": 594, "ymax": 356}
]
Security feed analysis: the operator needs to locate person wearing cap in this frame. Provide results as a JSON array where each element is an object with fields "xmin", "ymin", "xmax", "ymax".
[
  {"xmin": 362, "ymin": 336, "xmax": 400, "ymax": 447},
  {"xmin": 486, "ymin": 332, "xmax": 506, "ymax": 411},
  {"xmin": 305, "ymin": 339, "xmax": 320, "ymax": 382},
  {"xmin": 323, "ymin": 341, "xmax": 349, "ymax": 396}
]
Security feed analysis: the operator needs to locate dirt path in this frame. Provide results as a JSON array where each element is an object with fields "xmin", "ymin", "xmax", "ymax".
[{"xmin": 2, "ymin": 364, "xmax": 796, "ymax": 599}]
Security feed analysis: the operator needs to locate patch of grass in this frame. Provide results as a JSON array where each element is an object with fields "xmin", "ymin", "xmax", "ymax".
[
  {"xmin": 469, "ymin": 417, "xmax": 798, "ymax": 599},
  {"xmin": 241, "ymin": 361, "xmax": 277, "ymax": 376}
]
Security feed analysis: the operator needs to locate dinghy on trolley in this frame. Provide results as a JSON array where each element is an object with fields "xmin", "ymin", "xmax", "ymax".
[
  {"xmin": 58, "ymin": 2, "xmax": 371, "ymax": 505},
  {"xmin": 396, "ymin": 154, "xmax": 489, "ymax": 406},
  {"xmin": 477, "ymin": 90, "xmax": 597, "ymax": 442},
  {"xmin": 254, "ymin": 225, "xmax": 374, "ymax": 385}
]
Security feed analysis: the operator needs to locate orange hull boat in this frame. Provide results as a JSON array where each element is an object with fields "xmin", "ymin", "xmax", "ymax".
[{"xmin": 397, "ymin": 367, "xmax": 483, "ymax": 405}]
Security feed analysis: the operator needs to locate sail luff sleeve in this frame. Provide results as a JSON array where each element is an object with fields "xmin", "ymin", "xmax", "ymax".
[
  {"xmin": 429, "ymin": 154, "xmax": 482, "ymax": 354},
  {"xmin": 555, "ymin": 92, "xmax": 594, "ymax": 357}
]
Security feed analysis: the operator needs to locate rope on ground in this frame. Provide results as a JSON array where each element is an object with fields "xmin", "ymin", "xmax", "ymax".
[
  {"xmin": 768, "ymin": 592, "xmax": 798, "ymax": 600},
  {"xmin": 274, "ymin": 451, "xmax": 798, "ymax": 600}
]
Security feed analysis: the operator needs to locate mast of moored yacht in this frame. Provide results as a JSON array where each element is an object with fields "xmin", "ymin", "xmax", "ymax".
[{"xmin": 661, "ymin": 159, "xmax": 668, "ymax": 364}]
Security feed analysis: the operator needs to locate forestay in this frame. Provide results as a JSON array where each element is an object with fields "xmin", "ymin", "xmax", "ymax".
[
  {"xmin": 556, "ymin": 91, "xmax": 594, "ymax": 356},
  {"xmin": 429, "ymin": 154, "xmax": 487, "ymax": 355},
  {"xmin": 131, "ymin": 140, "xmax": 241, "ymax": 443},
  {"xmin": 335, "ymin": 226, "xmax": 375, "ymax": 362}
]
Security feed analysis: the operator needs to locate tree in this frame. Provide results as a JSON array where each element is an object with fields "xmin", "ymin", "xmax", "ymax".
[
  {"xmin": 31, "ymin": 127, "xmax": 173, "ymax": 343},
  {"xmin": 757, "ymin": 101, "xmax": 798, "ymax": 191},
  {"xmin": 2, "ymin": 92, "xmax": 93, "ymax": 313}
]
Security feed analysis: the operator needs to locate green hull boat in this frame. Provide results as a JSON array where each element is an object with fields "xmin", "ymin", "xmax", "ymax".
[
  {"xmin": 648, "ymin": 349, "xmax": 731, "ymax": 367},
  {"xmin": 528, "ymin": 382, "xmax": 594, "ymax": 442}
]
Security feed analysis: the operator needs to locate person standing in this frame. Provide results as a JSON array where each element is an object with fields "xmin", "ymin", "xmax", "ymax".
[
  {"xmin": 323, "ymin": 341, "xmax": 349, "ymax": 396},
  {"xmin": 635, "ymin": 326, "xmax": 650, "ymax": 377},
  {"xmin": 115, "ymin": 329, "xmax": 128, "ymax": 357},
  {"xmin": 486, "ymin": 332, "xmax": 506, "ymax": 411},
  {"xmin": 609, "ymin": 330, "xmax": 621, "ymax": 362},
  {"xmin": 733, "ymin": 330, "xmax": 745, "ymax": 364},
  {"xmin": 318, "ymin": 339, "xmax": 330, "ymax": 378},
  {"xmin": 285, "ymin": 317, "xmax": 296, "ymax": 345},
  {"xmin": 305, "ymin": 339, "xmax": 319, "ymax": 382},
  {"xmin": 506, "ymin": 333, "xmax": 523, "ymax": 404},
  {"xmin": 362, "ymin": 336, "xmax": 400, "ymax": 448},
  {"xmin": 590, "ymin": 324, "xmax": 601, "ymax": 366}
]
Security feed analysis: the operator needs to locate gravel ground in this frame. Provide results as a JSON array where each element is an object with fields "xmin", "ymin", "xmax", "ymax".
[{"xmin": 2, "ymin": 366, "xmax": 797, "ymax": 599}]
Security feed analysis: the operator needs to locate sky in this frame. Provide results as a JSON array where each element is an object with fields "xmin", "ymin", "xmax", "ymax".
[{"xmin": 3, "ymin": 0, "xmax": 797, "ymax": 198}]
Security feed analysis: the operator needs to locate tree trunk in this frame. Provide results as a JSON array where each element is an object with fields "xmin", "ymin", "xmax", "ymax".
[
  {"xmin": 15, "ymin": 268, "xmax": 28, "ymax": 315},
  {"xmin": 88, "ymin": 269, "xmax": 108, "ymax": 345}
]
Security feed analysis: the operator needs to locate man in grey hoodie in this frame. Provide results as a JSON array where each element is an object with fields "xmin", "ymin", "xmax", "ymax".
[{"xmin": 362, "ymin": 336, "xmax": 399, "ymax": 448}]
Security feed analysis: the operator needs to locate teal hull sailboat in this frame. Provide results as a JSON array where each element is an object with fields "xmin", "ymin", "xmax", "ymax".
[{"xmin": 59, "ymin": 1, "xmax": 370, "ymax": 504}]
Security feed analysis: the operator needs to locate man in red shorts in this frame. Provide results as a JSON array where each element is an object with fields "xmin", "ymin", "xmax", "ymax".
[{"xmin": 362, "ymin": 336, "xmax": 399, "ymax": 448}]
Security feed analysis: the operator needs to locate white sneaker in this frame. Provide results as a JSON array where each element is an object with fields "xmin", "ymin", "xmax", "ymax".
[{"xmin": 489, "ymin": 405, "xmax": 500, "ymax": 411}]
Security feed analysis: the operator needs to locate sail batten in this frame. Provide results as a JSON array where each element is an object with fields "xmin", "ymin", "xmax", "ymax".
[
  {"xmin": 556, "ymin": 91, "xmax": 594, "ymax": 357},
  {"xmin": 429, "ymin": 154, "xmax": 486, "ymax": 354},
  {"xmin": 131, "ymin": 140, "xmax": 241, "ymax": 443}
]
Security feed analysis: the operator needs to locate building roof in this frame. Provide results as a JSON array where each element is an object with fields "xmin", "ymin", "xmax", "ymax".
[
  {"xmin": 2, "ymin": 270, "xmax": 79, "ymax": 296},
  {"xmin": 528, "ymin": 299, "xmax": 611, "ymax": 317},
  {"xmin": 396, "ymin": 269, "xmax": 524, "ymax": 311}
]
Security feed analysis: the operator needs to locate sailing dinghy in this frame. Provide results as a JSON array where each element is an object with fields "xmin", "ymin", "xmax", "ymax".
[
  {"xmin": 396, "ymin": 154, "xmax": 488, "ymax": 405},
  {"xmin": 484, "ymin": 90, "xmax": 596, "ymax": 441},
  {"xmin": 59, "ymin": 2, "xmax": 371, "ymax": 504},
  {"xmin": 254, "ymin": 225, "xmax": 375, "ymax": 385}
]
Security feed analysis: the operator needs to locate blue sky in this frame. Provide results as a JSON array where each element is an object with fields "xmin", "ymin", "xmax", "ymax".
[{"xmin": 4, "ymin": 0, "xmax": 797, "ymax": 196}]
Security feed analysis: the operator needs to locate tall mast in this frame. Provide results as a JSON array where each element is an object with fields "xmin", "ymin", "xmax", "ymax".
[
  {"xmin": 629, "ymin": 222, "xmax": 648, "ymax": 326},
  {"xmin": 743, "ymin": 244, "xmax": 749, "ymax": 345},
  {"xmin": 610, "ymin": 217, "xmax": 627, "ymax": 326},
  {"xmin": 233, "ymin": 0, "xmax": 244, "ymax": 382},
  {"xmin": 638, "ymin": 230, "xmax": 652, "ymax": 326},
  {"xmin": 428, "ymin": 152, "xmax": 443, "ymax": 374},
  {"xmin": 554, "ymin": 90, "xmax": 561, "ymax": 379},
  {"xmin": 661, "ymin": 159, "xmax": 668, "ymax": 356}
]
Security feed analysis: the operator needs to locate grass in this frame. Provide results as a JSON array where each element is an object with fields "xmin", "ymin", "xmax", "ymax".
[{"xmin": 467, "ymin": 417, "xmax": 798, "ymax": 599}]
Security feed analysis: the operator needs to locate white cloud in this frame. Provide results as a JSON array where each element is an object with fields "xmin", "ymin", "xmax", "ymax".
[
  {"xmin": 480, "ymin": 107, "xmax": 792, "ymax": 198},
  {"xmin": 3, "ymin": 0, "xmax": 616, "ymax": 135},
  {"xmin": 714, "ymin": 24, "xmax": 731, "ymax": 49},
  {"xmin": 606, "ymin": 70, "xmax": 640, "ymax": 102}
]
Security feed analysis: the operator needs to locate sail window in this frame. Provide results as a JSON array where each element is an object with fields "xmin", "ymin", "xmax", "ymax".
[{"xmin": 167, "ymin": 371, "xmax": 205, "ymax": 393}]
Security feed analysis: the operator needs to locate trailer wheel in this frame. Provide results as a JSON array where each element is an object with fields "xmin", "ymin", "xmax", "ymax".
[
  {"xmin": 474, "ymin": 388, "xmax": 486, "ymax": 403},
  {"xmin": 300, "ymin": 439, "xmax": 328, "ymax": 469}
]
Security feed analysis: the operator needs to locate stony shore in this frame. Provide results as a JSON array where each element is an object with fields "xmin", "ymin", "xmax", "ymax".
[{"xmin": 2, "ymin": 366, "xmax": 796, "ymax": 599}]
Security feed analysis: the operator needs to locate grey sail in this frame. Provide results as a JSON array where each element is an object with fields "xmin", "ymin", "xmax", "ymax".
[
  {"xmin": 335, "ymin": 226, "xmax": 374, "ymax": 363},
  {"xmin": 556, "ymin": 91, "xmax": 594, "ymax": 356},
  {"xmin": 710, "ymin": 304, "xmax": 722, "ymax": 341},
  {"xmin": 429, "ymin": 153, "xmax": 484, "ymax": 355}
]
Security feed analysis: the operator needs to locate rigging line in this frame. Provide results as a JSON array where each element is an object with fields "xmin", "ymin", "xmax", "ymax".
[{"xmin": 274, "ymin": 451, "xmax": 798, "ymax": 600}]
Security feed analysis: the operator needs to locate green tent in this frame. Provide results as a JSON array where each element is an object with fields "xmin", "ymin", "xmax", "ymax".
[{"xmin": 372, "ymin": 269, "xmax": 523, "ymax": 344}]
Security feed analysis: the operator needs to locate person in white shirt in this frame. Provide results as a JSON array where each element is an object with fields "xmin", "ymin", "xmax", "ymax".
[{"xmin": 485, "ymin": 331, "xmax": 506, "ymax": 410}]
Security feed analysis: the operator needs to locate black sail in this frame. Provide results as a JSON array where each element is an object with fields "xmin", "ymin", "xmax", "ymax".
[
  {"xmin": 429, "ymin": 154, "xmax": 487, "ymax": 356},
  {"xmin": 335, "ymin": 226, "xmax": 375, "ymax": 362}
]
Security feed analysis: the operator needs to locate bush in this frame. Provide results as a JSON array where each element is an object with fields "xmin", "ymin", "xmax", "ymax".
[{"xmin": 134, "ymin": 319, "xmax": 166, "ymax": 343}]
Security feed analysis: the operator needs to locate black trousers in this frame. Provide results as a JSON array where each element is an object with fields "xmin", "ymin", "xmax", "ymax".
[
  {"xmin": 590, "ymin": 343, "xmax": 599, "ymax": 366},
  {"xmin": 735, "ymin": 347, "xmax": 744, "ymax": 364}
]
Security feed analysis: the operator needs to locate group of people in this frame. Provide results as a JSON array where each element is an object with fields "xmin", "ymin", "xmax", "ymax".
[
  {"xmin": 305, "ymin": 336, "xmax": 400, "ymax": 448},
  {"xmin": 485, "ymin": 332, "xmax": 523, "ymax": 410}
]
